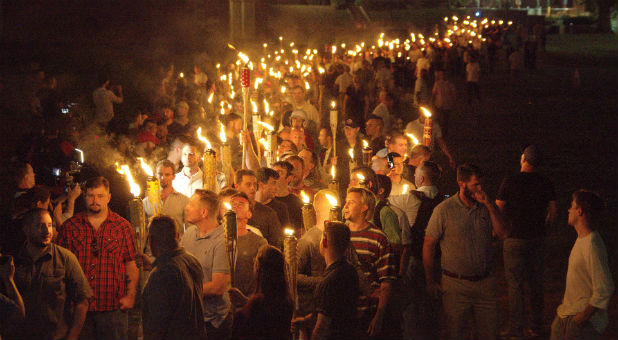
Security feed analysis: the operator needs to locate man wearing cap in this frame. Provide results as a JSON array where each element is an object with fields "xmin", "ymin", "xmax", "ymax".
[
  {"xmin": 290, "ymin": 109, "xmax": 315, "ymax": 151},
  {"xmin": 496, "ymin": 145, "xmax": 557, "ymax": 339}
]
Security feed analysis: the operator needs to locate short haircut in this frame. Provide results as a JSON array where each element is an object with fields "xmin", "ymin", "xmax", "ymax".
[
  {"xmin": 572, "ymin": 190, "xmax": 604, "ymax": 225},
  {"xmin": 320, "ymin": 127, "xmax": 332, "ymax": 138},
  {"xmin": 410, "ymin": 144, "xmax": 430, "ymax": 158},
  {"xmin": 347, "ymin": 187, "xmax": 376, "ymax": 220},
  {"xmin": 280, "ymin": 140, "xmax": 299, "ymax": 154},
  {"xmin": 22, "ymin": 208, "xmax": 50, "ymax": 232},
  {"xmin": 299, "ymin": 149, "xmax": 318, "ymax": 167},
  {"xmin": 324, "ymin": 221, "xmax": 351, "ymax": 255},
  {"xmin": 387, "ymin": 152, "xmax": 402, "ymax": 160},
  {"xmin": 284, "ymin": 155, "xmax": 304, "ymax": 170},
  {"xmin": 366, "ymin": 115, "xmax": 384, "ymax": 126},
  {"xmin": 156, "ymin": 159, "xmax": 175, "ymax": 172},
  {"xmin": 456, "ymin": 163, "xmax": 483, "ymax": 183},
  {"xmin": 85, "ymin": 176, "xmax": 110, "ymax": 192},
  {"xmin": 148, "ymin": 215, "xmax": 179, "ymax": 251},
  {"xmin": 223, "ymin": 113, "xmax": 242, "ymax": 126},
  {"xmin": 418, "ymin": 160, "xmax": 441, "ymax": 183},
  {"xmin": 256, "ymin": 167, "xmax": 279, "ymax": 184},
  {"xmin": 14, "ymin": 187, "xmax": 50, "ymax": 216},
  {"xmin": 388, "ymin": 131, "xmax": 406, "ymax": 144},
  {"xmin": 219, "ymin": 188, "xmax": 239, "ymax": 198},
  {"xmin": 231, "ymin": 192, "xmax": 253, "ymax": 212},
  {"xmin": 193, "ymin": 189, "xmax": 220, "ymax": 216},
  {"xmin": 11, "ymin": 161, "xmax": 31, "ymax": 183},
  {"xmin": 273, "ymin": 161, "xmax": 294, "ymax": 177},
  {"xmin": 234, "ymin": 169, "xmax": 256, "ymax": 186},
  {"xmin": 522, "ymin": 144, "xmax": 542, "ymax": 167},
  {"xmin": 375, "ymin": 174, "xmax": 392, "ymax": 197}
]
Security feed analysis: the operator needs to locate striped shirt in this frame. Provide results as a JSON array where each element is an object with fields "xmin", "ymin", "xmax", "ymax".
[{"xmin": 350, "ymin": 224, "xmax": 397, "ymax": 311}]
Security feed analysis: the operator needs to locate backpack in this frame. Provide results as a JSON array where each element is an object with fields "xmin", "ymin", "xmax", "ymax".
[{"xmin": 410, "ymin": 190, "xmax": 446, "ymax": 258}]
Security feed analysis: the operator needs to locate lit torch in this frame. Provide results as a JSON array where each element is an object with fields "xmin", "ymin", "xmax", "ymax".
[
  {"xmin": 223, "ymin": 202, "xmax": 237, "ymax": 286},
  {"xmin": 348, "ymin": 148, "xmax": 358, "ymax": 175},
  {"xmin": 219, "ymin": 122, "xmax": 232, "ymax": 186},
  {"xmin": 330, "ymin": 101, "xmax": 338, "ymax": 160},
  {"xmin": 406, "ymin": 133, "xmax": 420, "ymax": 146},
  {"xmin": 420, "ymin": 106, "xmax": 433, "ymax": 147},
  {"xmin": 300, "ymin": 190, "xmax": 316, "ymax": 232},
  {"xmin": 283, "ymin": 228, "xmax": 298, "ymax": 315},
  {"xmin": 240, "ymin": 54, "xmax": 251, "ymax": 169},
  {"xmin": 325, "ymin": 193, "xmax": 341, "ymax": 222},
  {"xmin": 327, "ymin": 165, "xmax": 339, "ymax": 202},
  {"xmin": 355, "ymin": 173, "xmax": 368, "ymax": 189},
  {"xmin": 137, "ymin": 157, "xmax": 160, "ymax": 215},
  {"xmin": 362, "ymin": 139, "xmax": 372, "ymax": 166},
  {"xmin": 197, "ymin": 127, "xmax": 217, "ymax": 192}
]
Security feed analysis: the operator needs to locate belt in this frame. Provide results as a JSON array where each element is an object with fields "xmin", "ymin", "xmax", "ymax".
[{"xmin": 442, "ymin": 269, "xmax": 490, "ymax": 282}]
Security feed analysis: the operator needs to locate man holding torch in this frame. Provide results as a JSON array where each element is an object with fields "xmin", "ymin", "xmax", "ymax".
[{"xmin": 181, "ymin": 189, "xmax": 232, "ymax": 339}]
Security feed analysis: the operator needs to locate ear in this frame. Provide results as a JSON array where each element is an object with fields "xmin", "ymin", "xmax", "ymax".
[{"xmin": 247, "ymin": 210, "xmax": 253, "ymax": 220}]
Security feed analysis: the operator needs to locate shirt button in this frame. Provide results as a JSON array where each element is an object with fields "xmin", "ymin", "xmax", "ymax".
[{"xmin": 90, "ymin": 276, "xmax": 95, "ymax": 280}]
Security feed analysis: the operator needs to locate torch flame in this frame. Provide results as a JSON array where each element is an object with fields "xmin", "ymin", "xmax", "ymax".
[
  {"xmin": 362, "ymin": 140, "xmax": 369, "ymax": 148},
  {"xmin": 325, "ymin": 193, "xmax": 339, "ymax": 207},
  {"xmin": 251, "ymin": 100, "xmax": 258, "ymax": 114},
  {"xmin": 137, "ymin": 157, "xmax": 154, "ymax": 177},
  {"xmin": 406, "ymin": 133, "xmax": 419, "ymax": 145},
  {"xmin": 258, "ymin": 138, "xmax": 268, "ymax": 150},
  {"xmin": 196, "ymin": 127, "xmax": 212, "ymax": 150},
  {"xmin": 117, "ymin": 165, "xmax": 140, "ymax": 197},
  {"xmin": 207, "ymin": 92, "xmax": 214, "ymax": 104},
  {"xmin": 284, "ymin": 228, "xmax": 295, "ymax": 237},
  {"xmin": 219, "ymin": 122, "xmax": 226, "ymax": 143},
  {"xmin": 348, "ymin": 148, "xmax": 354, "ymax": 159},
  {"xmin": 330, "ymin": 165, "xmax": 336, "ymax": 180},
  {"xmin": 238, "ymin": 52, "xmax": 249, "ymax": 64},
  {"xmin": 331, "ymin": 45, "xmax": 337, "ymax": 54},
  {"xmin": 257, "ymin": 121, "xmax": 274, "ymax": 132},
  {"xmin": 263, "ymin": 99, "xmax": 269, "ymax": 114},
  {"xmin": 402, "ymin": 184, "xmax": 409, "ymax": 195},
  {"xmin": 420, "ymin": 106, "xmax": 432, "ymax": 118},
  {"xmin": 330, "ymin": 101, "xmax": 336, "ymax": 109},
  {"xmin": 356, "ymin": 173, "xmax": 366, "ymax": 182},
  {"xmin": 179, "ymin": 72, "xmax": 184, "ymax": 78},
  {"xmin": 300, "ymin": 190, "xmax": 310, "ymax": 204},
  {"xmin": 224, "ymin": 202, "xmax": 232, "ymax": 210}
]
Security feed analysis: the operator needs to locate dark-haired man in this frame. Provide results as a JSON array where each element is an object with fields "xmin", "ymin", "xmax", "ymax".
[
  {"xmin": 273, "ymin": 161, "xmax": 304, "ymax": 233},
  {"xmin": 57, "ymin": 176, "xmax": 137, "ymax": 339},
  {"xmin": 496, "ymin": 145, "xmax": 557, "ymax": 338},
  {"xmin": 144, "ymin": 160, "xmax": 190, "ymax": 235},
  {"xmin": 423, "ymin": 164, "xmax": 508, "ymax": 340},
  {"xmin": 11, "ymin": 208, "xmax": 91, "ymax": 339},
  {"xmin": 551, "ymin": 190, "xmax": 614, "ymax": 340},
  {"xmin": 141, "ymin": 215, "xmax": 206, "ymax": 339},
  {"xmin": 93, "ymin": 75, "xmax": 122, "ymax": 126},
  {"xmin": 256, "ymin": 168, "xmax": 290, "ymax": 229}
]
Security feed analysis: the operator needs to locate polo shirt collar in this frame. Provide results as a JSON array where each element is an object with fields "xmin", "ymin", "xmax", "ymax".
[
  {"xmin": 195, "ymin": 224, "xmax": 223, "ymax": 240},
  {"xmin": 454, "ymin": 192, "xmax": 481, "ymax": 210}
]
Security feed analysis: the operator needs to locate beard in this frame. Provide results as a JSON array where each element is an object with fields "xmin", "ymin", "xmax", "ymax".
[
  {"xmin": 88, "ymin": 204, "xmax": 102, "ymax": 214},
  {"xmin": 463, "ymin": 185, "xmax": 477, "ymax": 203}
]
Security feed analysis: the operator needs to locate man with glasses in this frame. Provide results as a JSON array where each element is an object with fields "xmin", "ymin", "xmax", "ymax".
[{"xmin": 57, "ymin": 177, "xmax": 138, "ymax": 339}]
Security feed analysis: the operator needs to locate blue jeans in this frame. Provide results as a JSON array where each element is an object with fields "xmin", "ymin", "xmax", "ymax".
[
  {"xmin": 503, "ymin": 237, "xmax": 545, "ymax": 334},
  {"xmin": 80, "ymin": 310, "xmax": 128, "ymax": 340}
]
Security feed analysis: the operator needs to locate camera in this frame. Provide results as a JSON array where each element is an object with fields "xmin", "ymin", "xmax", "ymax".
[{"xmin": 387, "ymin": 153, "xmax": 395, "ymax": 169}]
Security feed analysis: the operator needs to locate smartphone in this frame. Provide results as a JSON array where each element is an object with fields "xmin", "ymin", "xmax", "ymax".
[{"xmin": 387, "ymin": 153, "xmax": 394, "ymax": 169}]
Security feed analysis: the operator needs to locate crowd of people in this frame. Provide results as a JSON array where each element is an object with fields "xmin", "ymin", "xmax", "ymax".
[{"xmin": 0, "ymin": 14, "xmax": 614, "ymax": 340}]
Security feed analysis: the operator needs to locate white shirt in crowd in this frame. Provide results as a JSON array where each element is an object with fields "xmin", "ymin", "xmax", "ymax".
[
  {"xmin": 92, "ymin": 87, "xmax": 122, "ymax": 124},
  {"xmin": 371, "ymin": 102, "xmax": 392, "ymax": 132},
  {"xmin": 172, "ymin": 168, "xmax": 203, "ymax": 198},
  {"xmin": 556, "ymin": 231, "xmax": 614, "ymax": 333},
  {"xmin": 293, "ymin": 101, "xmax": 320, "ymax": 129},
  {"xmin": 335, "ymin": 72, "xmax": 353, "ymax": 95}
]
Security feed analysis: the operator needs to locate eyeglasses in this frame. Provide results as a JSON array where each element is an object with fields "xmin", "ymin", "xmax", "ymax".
[{"xmin": 92, "ymin": 238, "xmax": 99, "ymax": 257}]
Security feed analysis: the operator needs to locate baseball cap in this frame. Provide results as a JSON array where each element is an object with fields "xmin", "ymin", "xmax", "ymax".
[
  {"xmin": 344, "ymin": 118, "xmax": 360, "ymax": 128},
  {"xmin": 290, "ymin": 110, "xmax": 307, "ymax": 121}
]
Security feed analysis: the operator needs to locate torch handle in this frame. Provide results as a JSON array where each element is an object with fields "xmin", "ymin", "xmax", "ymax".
[{"xmin": 242, "ymin": 88, "xmax": 249, "ymax": 169}]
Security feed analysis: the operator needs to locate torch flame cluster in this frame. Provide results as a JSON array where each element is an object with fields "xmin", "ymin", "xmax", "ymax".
[{"xmin": 116, "ymin": 163, "xmax": 140, "ymax": 197}]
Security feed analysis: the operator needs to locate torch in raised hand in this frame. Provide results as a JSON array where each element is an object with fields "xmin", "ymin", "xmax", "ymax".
[{"xmin": 239, "ymin": 52, "xmax": 251, "ymax": 169}]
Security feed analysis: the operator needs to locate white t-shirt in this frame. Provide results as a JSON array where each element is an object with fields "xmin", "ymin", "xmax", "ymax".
[
  {"xmin": 335, "ymin": 72, "xmax": 353, "ymax": 95},
  {"xmin": 556, "ymin": 231, "xmax": 614, "ymax": 333},
  {"xmin": 172, "ymin": 168, "xmax": 203, "ymax": 198}
]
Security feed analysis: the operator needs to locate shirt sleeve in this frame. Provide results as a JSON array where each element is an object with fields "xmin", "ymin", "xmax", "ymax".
[
  {"xmin": 376, "ymin": 233, "xmax": 397, "ymax": 283},
  {"xmin": 380, "ymin": 207, "xmax": 402, "ymax": 245},
  {"xmin": 587, "ymin": 236, "xmax": 615, "ymax": 310},
  {"xmin": 107, "ymin": 90, "xmax": 123, "ymax": 104},
  {"xmin": 425, "ymin": 204, "xmax": 445, "ymax": 241},
  {"xmin": 212, "ymin": 240, "xmax": 230, "ymax": 274},
  {"xmin": 64, "ymin": 250, "xmax": 93, "ymax": 302},
  {"xmin": 121, "ymin": 221, "xmax": 137, "ymax": 263}
]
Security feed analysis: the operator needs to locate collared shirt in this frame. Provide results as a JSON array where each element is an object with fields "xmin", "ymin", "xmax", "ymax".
[
  {"xmin": 142, "ymin": 248, "xmax": 206, "ymax": 339},
  {"xmin": 172, "ymin": 168, "xmax": 203, "ymax": 198},
  {"xmin": 57, "ymin": 211, "xmax": 136, "ymax": 311},
  {"xmin": 180, "ymin": 225, "xmax": 231, "ymax": 328},
  {"xmin": 143, "ymin": 190, "xmax": 190, "ymax": 234},
  {"xmin": 389, "ymin": 185, "xmax": 438, "ymax": 238},
  {"xmin": 426, "ymin": 193, "xmax": 493, "ymax": 277},
  {"xmin": 13, "ymin": 243, "xmax": 93, "ymax": 339}
]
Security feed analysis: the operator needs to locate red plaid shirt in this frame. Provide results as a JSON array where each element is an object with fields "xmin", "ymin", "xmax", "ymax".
[{"xmin": 57, "ymin": 211, "xmax": 136, "ymax": 311}]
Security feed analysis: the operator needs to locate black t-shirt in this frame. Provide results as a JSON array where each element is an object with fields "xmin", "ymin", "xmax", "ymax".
[
  {"xmin": 248, "ymin": 202, "xmax": 282, "ymax": 249},
  {"xmin": 274, "ymin": 195, "xmax": 303, "ymax": 233},
  {"xmin": 314, "ymin": 259, "xmax": 359, "ymax": 340},
  {"xmin": 497, "ymin": 172, "xmax": 556, "ymax": 239},
  {"xmin": 266, "ymin": 198, "xmax": 291, "ymax": 229}
]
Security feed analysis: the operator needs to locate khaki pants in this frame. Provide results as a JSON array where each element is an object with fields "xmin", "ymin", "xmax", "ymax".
[
  {"xmin": 441, "ymin": 274, "xmax": 498, "ymax": 340},
  {"xmin": 550, "ymin": 314, "xmax": 599, "ymax": 340}
]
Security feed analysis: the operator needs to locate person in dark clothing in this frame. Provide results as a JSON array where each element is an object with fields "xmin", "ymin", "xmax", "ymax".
[{"xmin": 272, "ymin": 161, "xmax": 304, "ymax": 232}]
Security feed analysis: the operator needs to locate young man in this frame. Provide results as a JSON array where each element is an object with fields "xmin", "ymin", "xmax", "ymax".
[
  {"xmin": 143, "ymin": 159, "xmax": 190, "ymax": 234},
  {"xmin": 255, "ymin": 168, "xmax": 290, "ymax": 229},
  {"xmin": 284, "ymin": 155, "xmax": 316, "ymax": 200},
  {"xmin": 234, "ymin": 169, "xmax": 282, "ymax": 249},
  {"xmin": 172, "ymin": 142, "xmax": 203, "ymax": 198},
  {"xmin": 387, "ymin": 152, "xmax": 415, "ymax": 197},
  {"xmin": 550, "ymin": 190, "xmax": 614, "ymax": 340},
  {"xmin": 273, "ymin": 161, "xmax": 304, "ymax": 233},
  {"xmin": 181, "ymin": 190, "xmax": 232, "ymax": 339},
  {"xmin": 57, "ymin": 177, "xmax": 138, "ymax": 339},
  {"xmin": 298, "ymin": 149, "xmax": 326, "ymax": 193},
  {"xmin": 141, "ymin": 215, "xmax": 206, "ymax": 339},
  {"xmin": 423, "ymin": 164, "xmax": 508, "ymax": 340},
  {"xmin": 11, "ymin": 208, "xmax": 91, "ymax": 339},
  {"xmin": 404, "ymin": 111, "xmax": 456, "ymax": 168},
  {"xmin": 344, "ymin": 187, "xmax": 397, "ymax": 338}
]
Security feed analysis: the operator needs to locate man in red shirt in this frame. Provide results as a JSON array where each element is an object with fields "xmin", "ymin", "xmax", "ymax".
[{"xmin": 57, "ymin": 176, "xmax": 138, "ymax": 339}]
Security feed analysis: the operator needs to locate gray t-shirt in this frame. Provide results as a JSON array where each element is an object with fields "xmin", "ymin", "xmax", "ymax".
[
  {"xmin": 426, "ymin": 194, "xmax": 493, "ymax": 277},
  {"xmin": 234, "ymin": 230, "xmax": 267, "ymax": 297},
  {"xmin": 180, "ymin": 225, "xmax": 230, "ymax": 327}
]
